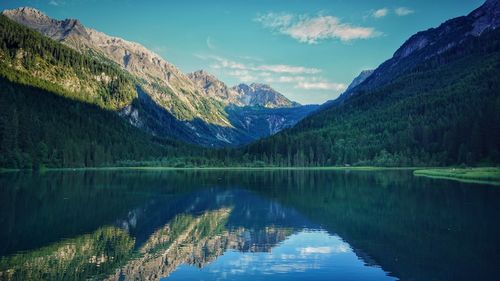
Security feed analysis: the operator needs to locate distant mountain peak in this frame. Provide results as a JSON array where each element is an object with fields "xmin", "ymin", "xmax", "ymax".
[
  {"xmin": 187, "ymin": 72, "xmax": 299, "ymax": 108},
  {"xmin": 233, "ymin": 83, "xmax": 299, "ymax": 108},
  {"xmin": 187, "ymin": 70, "xmax": 244, "ymax": 105}
]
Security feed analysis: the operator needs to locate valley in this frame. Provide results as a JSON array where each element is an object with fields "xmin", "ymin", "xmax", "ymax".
[
  {"xmin": 0, "ymin": 2, "xmax": 499, "ymax": 280},
  {"xmin": 0, "ymin": 1, "xmax": 499, "ymax": 169}
]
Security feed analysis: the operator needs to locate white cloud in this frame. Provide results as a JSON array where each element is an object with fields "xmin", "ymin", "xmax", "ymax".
[
  {"xmin": 257, "ymin": 64, "xmax": 320, "ymax": 74},
  {"xmin": 264, "ymin": 76, "xmax": 306, "ymax": 83},
  {"xmin": 49, "ymin": 0, "xmax": 62, "ymax": 6},
  {"xmin": 196, "ymin": 54, "xmax": 346, "ymax": 96},
  {"xmin": 395, "ymin": 7, "xmax": 414, "ymax": 16},
  {"xmin": 296, "ymin": 82, "xmax": 347, "ymax": 91},
  {"xmin": 200, "ymin": 55, "xmax": 320, "ymax": 75},
  {"xmin": 372, "ymin": 8, "xmax": 389, "ymax": 18},
  {"xmin": 210, "ymin": 56, "xmax": 247, "ymax": 70},
  {"xmin": 255, "ymin": 12, "xmax": 378, "ymax": 44},
  {"xmin": 227, "ymin": 70, "xmax": 256, "ymax": 82}
]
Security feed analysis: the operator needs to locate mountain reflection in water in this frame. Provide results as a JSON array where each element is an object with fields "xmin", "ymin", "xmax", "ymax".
[{"xmin": 0, "ymin": 170, "xmax": 499, "ymax": 281}]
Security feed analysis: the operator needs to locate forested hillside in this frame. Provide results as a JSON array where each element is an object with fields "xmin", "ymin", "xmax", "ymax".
[
  {"xmin": 0, "ymin": 15, "xmax": 136, "ymax": 110},
  {"xmin": 0, "ymin": 15, "xmax": 209, "ymax": 168},
  {"xmin": 3, "ymin": 8, "xmax": 316, "ymax": 148},
  {"xmin": 242, "ymin": 28, "xmax": 500, "ymax": 166}
]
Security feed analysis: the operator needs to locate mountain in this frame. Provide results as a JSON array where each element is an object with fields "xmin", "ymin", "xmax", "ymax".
[
  {"xmin": 339, "ymin": 0, "xmax": 500, "ymax": 100},
  {"xmin": 187, "ymin": 70, "xmax": 299, "ymax": 108},
  {"xmin": 1, "ymin": 7, "xmax": 314, "ymax": 148},
  {"xmin": 226, "ymin": 104, "xmax": 319, "ymax": 141},
  {"xmin": 1, "ymin": 7, "xmax": 240, "ymax": 148},
  {"xmin": 232, "ymin": 83, "xmax": 299, "ymax": 108},
  {"xmin": 186, "ymin": 70, "xmax": 317, "ymax": 145},
  {"xmin": 1, "ymin": 7, "xmax": 229, "ymax": 127},
  {"xmin": 241, "ymin": 0, "xmax": 500, "ymax": 166},
  {"xmin": 0, "ymin": 14, "xmax": 231, "ymax": 168},
  {"xmin": 187, "ymin": 70, "xmax": 244, "ymax": 106}
]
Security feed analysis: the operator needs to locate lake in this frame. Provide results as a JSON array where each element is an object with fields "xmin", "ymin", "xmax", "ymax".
[{"xmin": 0, "ymin": 169, "xmax": 499, "ymax": 280}]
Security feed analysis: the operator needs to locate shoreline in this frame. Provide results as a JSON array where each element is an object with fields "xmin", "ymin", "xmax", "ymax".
[
  {"xmin": 2, "ymin": 166, "xmax": 499, "ymax": 186},
  {"xmin": 413, "ymin": 168, "xmax": 500, "ymax": 186},
  {"xmin": 1, "ymin": 166, "xmax": 420, "ymax": 173}
]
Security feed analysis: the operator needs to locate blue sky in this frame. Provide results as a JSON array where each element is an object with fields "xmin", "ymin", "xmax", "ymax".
[{"xmin": 1, "ymin": 0, "xmax": 484, "ymax": 104}]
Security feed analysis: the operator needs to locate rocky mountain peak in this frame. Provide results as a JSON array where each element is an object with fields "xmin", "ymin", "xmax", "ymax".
[
  {"xmin": 469, "ymin": 0, "xmax": 500, "ymax": 36},
  {"xmin": 2, "ymin": 7, "xmax": 88, "ymax": 41},
  {"xmin": 393, "ymin": 0, "xmax": 499, "ymax": 60},
  {"xmin": 2, "ymin": 7, "xmax": 49, "ymax": 21},
  {"xmin": 233, "ymin": 83, "xmax": 298, "ymax": 108},
  {"xmin": 188, "ymin": 69, "xmax": 218, "ymax": 82},
  {"xmin": 343, "ymin": 0, "xmax": 500, "ymax": 97},
  {"xmin": 187, "ymin": 70, "xmax": 243, "ymax": 105}
]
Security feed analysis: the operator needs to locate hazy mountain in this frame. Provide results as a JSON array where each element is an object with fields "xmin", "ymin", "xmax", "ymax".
[
  {"xmin": 233, "ymin": 83, "xmax": 299, "ymax": 108},
  {"xmin": 243, "ymin": 0, "xmax": 500, "ymax": 166},
  {"xmin": 226, "ymin": 104, "xmax": 319, "ymax": 141},
  {"xmin": 187, "ymin": 70, "xmax": 317, "ymax": 144}
]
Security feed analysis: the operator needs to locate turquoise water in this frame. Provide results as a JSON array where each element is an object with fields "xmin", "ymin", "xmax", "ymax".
[{"xmin": 0, "ymin": 169, "xmax": 498, "ymax": 280}]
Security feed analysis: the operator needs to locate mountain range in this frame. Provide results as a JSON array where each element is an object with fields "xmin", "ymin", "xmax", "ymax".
[
  {"xmin": 0, "ymin": 0, "xmax": 499, "ymax": 168},
  {"xmin": 1, "ymin": 7, "xmax": 317, "ymax": 147}
]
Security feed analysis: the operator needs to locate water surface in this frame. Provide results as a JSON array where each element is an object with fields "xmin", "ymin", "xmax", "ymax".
[{"xmin": 0, "ymin": 169, "xmax": 499, "ymax": 280}]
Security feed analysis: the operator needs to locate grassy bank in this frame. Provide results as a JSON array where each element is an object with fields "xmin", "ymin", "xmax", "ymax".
[{"xmin": 414, "ymin": 167, "xmax": 500, "ymax": 185}]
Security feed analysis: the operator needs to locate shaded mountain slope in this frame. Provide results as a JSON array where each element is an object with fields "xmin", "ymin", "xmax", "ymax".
[
  {"xmin": 339, "ymin": 0, "xmax": 500, "ymax": 101},
  {"xmin": 242, "ymin": 0, "xmax": 500, "ymax": 166}
]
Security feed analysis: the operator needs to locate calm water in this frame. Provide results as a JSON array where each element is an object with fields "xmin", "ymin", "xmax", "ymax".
[{"xmin": 0, "ymin": 169, "xmax": 499, "ymax": 281}]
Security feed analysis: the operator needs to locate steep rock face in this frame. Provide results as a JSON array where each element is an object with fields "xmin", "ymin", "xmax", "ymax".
[
  {"xmin": 393, "ymin": 0, "xmax": 499, "ymax": 61},
  {"xmin": 233, "ymin": 83, "xmax": 299, "ymax": 108},
  {"xmin": 187, "ymin": 70, "xmax": 244, "ymax": 105},
  {"xmin": 188, "ymin": 71, "xmax": 299, "ymax": 108},
  {"xmin": 0, "ymin": 7, "xmax": 89, "ymax": 41},
  {"xmin": 336, "ymin": 0, "xmax": 500, "ymax": 102},
  {"xmin": 2, "ymin": 7, "xmax": 230, "ymax": 127}
]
